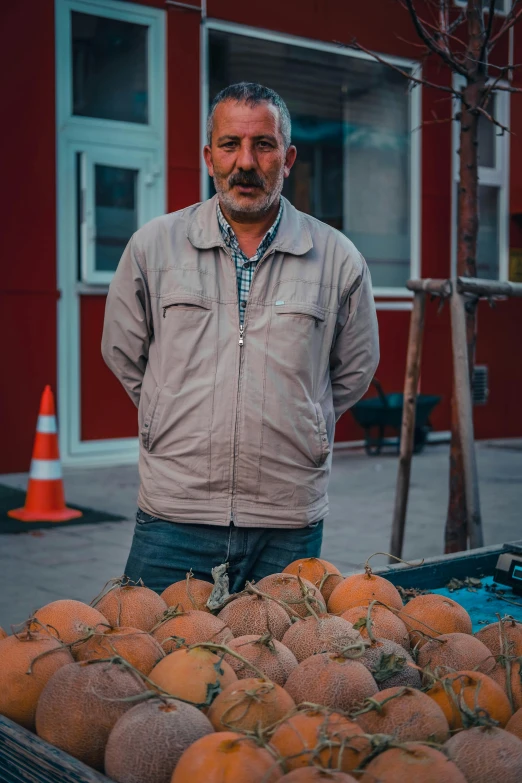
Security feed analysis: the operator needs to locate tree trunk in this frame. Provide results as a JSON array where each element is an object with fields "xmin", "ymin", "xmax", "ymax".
[{"xmin": 444, "ymin": 0, "xmax": 485, "ymax": 553}]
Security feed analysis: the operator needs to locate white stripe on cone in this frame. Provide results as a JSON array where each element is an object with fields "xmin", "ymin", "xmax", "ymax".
[
  {"xmin": 37, "ymin": 415, "xmax": 57, "ymax": 434},
  {"xmin": 30, "ymin": 459, "xmax": 62, "ymax": 480}
]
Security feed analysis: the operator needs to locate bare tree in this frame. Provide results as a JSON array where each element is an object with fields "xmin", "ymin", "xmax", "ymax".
[{"xmin": 348, "ymin": 0, "xmax": 522, "ymax": 552}]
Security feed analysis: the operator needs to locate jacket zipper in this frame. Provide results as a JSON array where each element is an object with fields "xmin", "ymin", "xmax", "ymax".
[{"xmin": 229, "ymin": 247, "xmax": 276, "ymax": 524}]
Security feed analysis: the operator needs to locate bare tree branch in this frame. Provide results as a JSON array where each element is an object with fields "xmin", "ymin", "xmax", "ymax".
[
  {"xmin": 478, "ymin": 61, "xmax": 522, "ymax": 72},
  {"xmin": 342, "ymin": 38, "xmax": 462, "ymax": 98},
  {"xmin": 393, "ymin": 33, "xmax": 432, "ymax": 49},
  {"xmin": 481, "ymin": 66, "xmax": 518, "ymax": 103},
  {"xmin": 421, "ymin": 17, "xmax": 470, "ymax": 52},
  {"xmin": 344, "ymin": 1, "xmax": 521, "ymax": 140},
  {"xmin": 448, "ymin": 7, "xmax": 467, "ymax": 34},
  {"xmin": 482, "ymin": 0, "xmax": 497, "ymax": 57},
  {"xmin": 402, "ymin": 0, "xmax": 469, "ymax": 75},
  {"xmin": 476, "ymin": 105, "xmax": 511, "ymax": 135},
  {"xmin": 485, "ymin": 82, "xmax": 522, "ymax": 94},
  {"xmin": 489, "ymin": 0, "xmax": 522, "ymax": 45},
  {"xmin": 438, "ymin": 0, "xmax": 452, "ymax": 56},
  {"xmin": 431, "ymin": 0, "xmax": 471, "ymax": 53},
  {"xmin": 397, "ymin": 0, "xmax": 467, "ymax": 49},
  {"xmin": 412, "ymin": 112, "xmax": 455, "ymax": 133}
]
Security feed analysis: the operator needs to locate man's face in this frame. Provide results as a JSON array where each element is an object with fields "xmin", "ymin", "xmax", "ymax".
[{"xmin": 203, "ymin": 100, "xmax": 296, "ymax": 221}]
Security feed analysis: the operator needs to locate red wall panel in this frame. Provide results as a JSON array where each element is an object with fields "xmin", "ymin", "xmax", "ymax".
[
  {"xmin": 0, "ymin": 293, "xmax": 58, "ymax": 473},
  {"xmin": 166, "ymin": 6, "xmax": 201, "ymax": 211},
  {"xmin": 0, "ymin": 1, "xmax": 58, "ymax": 473},
  {"xmin": 167, "ymin": 167, "xmax": 201, "ymax": 213},
  {"xmin": 474, "ymin": 299, "xmax": 522, "ymax": 439},
  {"xmin": 80, "ymin": 297, "xmax": 137, "ymax": 441},
  {"xmin": 511, "ymin": 81, "xmax": 522, "ymax": 216},
  {"xmin": 207, "ymin": 0, "xmax": 422, "ymax": 60}
]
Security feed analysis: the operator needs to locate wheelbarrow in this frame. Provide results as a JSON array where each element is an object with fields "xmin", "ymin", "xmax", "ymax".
[{"xmin": 351, "ymin": 379, "xmax": 441, "ymax": 456}]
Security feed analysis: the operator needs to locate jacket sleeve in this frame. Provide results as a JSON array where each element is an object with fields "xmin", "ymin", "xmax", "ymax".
[
  {"xmin": 329, "ymin": 256, "xmax": 380, "ymax": 422},
  {"xmin": 101, "ymin": 235, "xmax": 152, "ymax": 408}
]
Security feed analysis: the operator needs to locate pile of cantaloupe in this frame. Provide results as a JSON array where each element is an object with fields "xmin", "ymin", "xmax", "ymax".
[{"xmin": 1, "ymin": 558, "xmax": 522, "ymax": 783}]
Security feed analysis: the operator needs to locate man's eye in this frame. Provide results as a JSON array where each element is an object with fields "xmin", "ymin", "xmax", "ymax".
[{"xmin": 258, "ymin": 141, "xmax": 272, "ymax": 148}]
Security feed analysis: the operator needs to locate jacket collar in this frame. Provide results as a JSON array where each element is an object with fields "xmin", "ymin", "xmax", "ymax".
[{"xmin": 187, "ymin": 194, "xmax": 313, "ymax": 256}]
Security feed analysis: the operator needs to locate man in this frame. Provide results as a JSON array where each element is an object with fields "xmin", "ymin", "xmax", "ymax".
[{"xmin": 102, "ymin": 82, "xmax": 379, "ymax": 594}]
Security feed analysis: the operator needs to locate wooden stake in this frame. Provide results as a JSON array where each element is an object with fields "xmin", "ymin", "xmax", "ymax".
[
  {"xmin": 390, "ymin": 290, "xmax": 426, "ymax": 561},
  {"xmin": 450, "ymin": 290, "xmax": 484, "ymax": 550},
  {"xmin": 407, "ymin": 279, "xmax": 452, "ymax": 296},
  {"xmin": 457, "ymin": 277, "xmax": 522, "ymax": 298}
]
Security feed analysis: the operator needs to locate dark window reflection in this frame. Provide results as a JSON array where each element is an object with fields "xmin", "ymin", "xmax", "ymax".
[
  {"xmin": 72, "ymin": 12, "xmax": 148, "ymax": 124},
  {"xmin": 94, "ymin": 164, "xmax": 138, "ymax": 272},
  {"xmin": 208, "ymin": 31, "xmax": 411, "ymax": 288}
]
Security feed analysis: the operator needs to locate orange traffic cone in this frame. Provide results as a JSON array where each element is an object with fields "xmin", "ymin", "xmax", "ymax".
[{"xmin": 8, "ymin": 385, "xmax": 82, "ymax": 522}]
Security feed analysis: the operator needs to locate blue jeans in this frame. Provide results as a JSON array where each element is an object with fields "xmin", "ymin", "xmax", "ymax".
[{"xmin": 124, "ymin": 509, "xmax": 323, "ymax": 594}]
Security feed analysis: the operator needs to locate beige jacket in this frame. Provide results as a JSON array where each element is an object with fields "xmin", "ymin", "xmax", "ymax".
[{"xmin": 102, "ymin": 195, "xmax": 379, "ymax": 528}]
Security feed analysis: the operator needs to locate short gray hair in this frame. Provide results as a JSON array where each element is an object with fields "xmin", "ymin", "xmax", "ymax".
[{"xmin": 207, "ymin": 82, "xmax": 292, "ymax": 149}]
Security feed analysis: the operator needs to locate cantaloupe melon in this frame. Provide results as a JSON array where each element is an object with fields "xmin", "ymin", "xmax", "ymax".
[{"xmin": 105, "ymin": 697, "xmax": 213, "ymax": 783}]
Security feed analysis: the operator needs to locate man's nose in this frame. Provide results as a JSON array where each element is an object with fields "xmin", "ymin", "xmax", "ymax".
[{"xmin": 235, "ymin": 142, "xmax": 256, "ymax": 170}]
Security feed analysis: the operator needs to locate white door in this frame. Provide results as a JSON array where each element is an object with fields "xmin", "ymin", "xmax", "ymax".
[{"xmin": 56, "ymin": 0, "xmax": 166, "ymax": 464}]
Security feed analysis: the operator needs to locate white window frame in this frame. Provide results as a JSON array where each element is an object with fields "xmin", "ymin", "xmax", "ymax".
[
  {"xmin": 201, "ymin": 19, "xmax": 422, "ymax": 299},
  {"xmin": 451, "ymin": 75, "xmax": 510, "ymax": 280},
  {"xmin": 56, "ymin": 0, "xmax": 166, "ymax": 465},
  {"xmin": 57, "ymin": 0, "xmax": 165, "ymax": 140},
  {"xmin": 454, "ymin": 0, "xmax": 511, "ymax": 15},
  {"xmin": 78, "ymin": 145, "xmax": 159, "ymax": 285}
]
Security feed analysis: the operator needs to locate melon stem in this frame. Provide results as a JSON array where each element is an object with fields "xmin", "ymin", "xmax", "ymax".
[
  {"xmin": 79, "ymin": 654, "xmax": 207, "ymax": 708},
  {"xmin": 363, "ymin": 553, "xmax": 424, "ymax": 578},
  {"xmin": 350, "ymin": 687, "xmax": 409, "ymax": 718},
  {"xmin": 495, "ymin": 612, "xmax": 517, "ymax": 713},
  {"xmin": 187, "ymin": 641, "xmax": 272, "ymax": 683},
  {"xmin": 372, "ymin": 599, "xmax": 447, "ymax": 639},
  {"xmin": 90, "ymin": 575, "xmax": 144, "ymax": 609},
  {"xmin": 244, "ymin": 582, "xmax": 305, "ymax": 621},
  {"xmin": 364, "ymin": 601, "xmax": 378, "ymax": 645},
  {"xmin": 149, "ymin": 606, "xmax": 186, "ymax": 633}
]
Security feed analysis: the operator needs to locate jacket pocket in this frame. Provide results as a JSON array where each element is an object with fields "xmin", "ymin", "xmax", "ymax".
[
  {"xmin": 275, "ymin": 302, "xmax": 326, "ymax": 328},
  {"xmin": 313, "ymin": 402, "xmax": 330, "ymax": 467},
  {"xmin": 140, "ymin": 387, "xmax": 161, "ymax": 451},
  {"xmin": 161, "ymin": 292, "xmax": 212, "ymax": 318}
]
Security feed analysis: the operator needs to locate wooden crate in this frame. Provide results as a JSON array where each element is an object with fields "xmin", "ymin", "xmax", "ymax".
[
  {"xmin": 374, "ymin": 542, "xmax": 507, "ymax": 589},
  {"xmin": 0, "ymin": 715, "xmax": 113, "ymax": 783}
]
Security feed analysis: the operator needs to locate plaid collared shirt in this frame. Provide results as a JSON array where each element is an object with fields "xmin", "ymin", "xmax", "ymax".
[{"xmin": 217, "ymin": 200, "xmax": 283, "ymax": 325}]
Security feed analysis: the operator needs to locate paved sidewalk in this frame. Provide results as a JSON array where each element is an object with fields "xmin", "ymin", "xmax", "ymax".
[{"xmin": 1, "ymin": 440, "xmax": 521, "ymax": 631}]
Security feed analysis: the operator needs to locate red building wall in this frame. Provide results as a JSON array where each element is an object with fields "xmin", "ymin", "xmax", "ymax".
[
  {"xmin": 3, "ymin": 0, "xmax": 522, "ymax": 472},
  {"xmin": 0, "ymin": 1, "xmax": 58, "ymax": 473}
]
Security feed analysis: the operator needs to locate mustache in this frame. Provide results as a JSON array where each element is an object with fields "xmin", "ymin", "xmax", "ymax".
[{"xmin": 228, "ymin": 171, "xmax": 265, "ymax": 189}]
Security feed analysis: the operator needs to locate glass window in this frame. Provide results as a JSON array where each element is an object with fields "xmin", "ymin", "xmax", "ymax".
[
  {"xmin": 94, "ymin": 164, "xmax": 138, "ymax": 272},
  {"xmin": 208, "ymin": 31, "xmax": 413, "ymax": 289},
  {"xmin": 454, "ymin": 184, "xmax": 500, "ymax": 280},
  {"xmin": 72, "ymin": 11, "xmax": 148, "ymax": 124},
  {"xmin": 477, "ymin": 95, "xmax": 496, "ymax": 168},
  {"xmin": 476, "ymin": 185, "xmax": 499, "ymax": 279}
]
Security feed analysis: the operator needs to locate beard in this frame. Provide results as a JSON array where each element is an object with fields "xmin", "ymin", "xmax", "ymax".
[{"xmin": 213, "ymin": 167, "xmax": 284, "ymax": 222}]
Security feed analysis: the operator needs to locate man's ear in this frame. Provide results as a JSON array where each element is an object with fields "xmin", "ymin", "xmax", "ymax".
[
  {"xmin": 284, "ymin": 145, "xmax": 297, "ymax": 178},
  {"xmin": 203, "ymin": 145, "xmax": 214, "ymax": 177}
]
